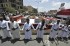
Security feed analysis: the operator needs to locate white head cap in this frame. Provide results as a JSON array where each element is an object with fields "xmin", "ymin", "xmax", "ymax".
[{"xmin": 68, "ymin": 25, "xmax": 70, "ymax": 27}]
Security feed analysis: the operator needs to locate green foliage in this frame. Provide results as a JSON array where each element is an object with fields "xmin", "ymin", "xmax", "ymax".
[
  {"xmin": 32, "ymin": 8, "xmax": 38, "ymax": 13},
  {"xmin": 4, "ymin": 5, "xmax": 38, "ymax": 14},
  {"xmin": 4, "ymin": 6, "xmax": 16, "ymax": 13},
  {"xmin": 22, "ymin": 6, "xmax": 28, "ymax": 12}
]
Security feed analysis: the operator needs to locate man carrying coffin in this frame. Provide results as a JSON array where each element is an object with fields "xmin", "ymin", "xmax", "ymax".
[
  {"xmin": 35, "ymin": 17, "xmax": 46, "ymax": 39},
  {"xmin": 10, "ymin": 17, "xmax": 21, "ymax": 41},
  {"xmin": 22, "ymin": 18, "xmax": 34, "ymax": 40},
  {"xmin": 49, "ymin": 20, "xmax": 60, "ymax": 41}
]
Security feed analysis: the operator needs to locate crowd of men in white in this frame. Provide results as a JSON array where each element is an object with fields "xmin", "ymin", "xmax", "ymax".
[{"xmin": 0, "ymin": 15, "xmax": 70, "ymax": 43}]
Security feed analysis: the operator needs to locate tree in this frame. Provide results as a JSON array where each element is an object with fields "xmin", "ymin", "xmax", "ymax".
[
  {"xmin": 22, "ymin": 6, "xmax": 28, "ymax": 12},
  {"xmin": 32, "ymin": 8, "xmax": 38, "ymax": 13},
  {"xmin": 4, "ymin": 6, "xmax": 16, "ymax": 13},
  {"xmin": 66, "ymin": 17, "xmax": 70, "ymax": 25}
]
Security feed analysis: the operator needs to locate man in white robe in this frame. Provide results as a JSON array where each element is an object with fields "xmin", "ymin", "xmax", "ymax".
[
  {"xmin": 62, "ymin": 25, "xmax": 68, "ymax": 41},
  {"xmin": 68, "ymin": 25, "xmax": 70, "ymax": 39},
  {"xmin": 36, "ymin": 19, "xmax": 46, "ymax": 39},
  {"xmin": 23, "ymin": 18, "xmax": 34, "ymax": 40},
  {"xmin": 0, "ymin": 16, "xmax": 11, "ymax": 42},
  {"xmin": 49, "ymin": 20, "xmax": 60, "ymax": 41},
  {"xmin": 10, "ymin": 18, "xmax": 21, "ymax": 40},
  {"xmin": 57, "ymin": 25, "xmax": 64, "ymax": 41},
  {"xmin": 0, "ymin": 17, "xmax": 3, "ymax": 39}
]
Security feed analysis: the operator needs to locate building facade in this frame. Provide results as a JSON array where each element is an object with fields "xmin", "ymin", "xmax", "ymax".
[
  {"xmin": 0, "ymin": 0, "xmax": 23, "ymax": 13},
  {"xmin": 47, "ymin": 10, "xmax": 57, "ymax": 16}
]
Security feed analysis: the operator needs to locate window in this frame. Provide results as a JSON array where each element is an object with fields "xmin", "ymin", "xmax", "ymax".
[
  {"xmin": 0, "ymin": 0, "xmax": 2, "ymax": 3},
  {"xmin": 1, "ymin": 4, "xmax": 3, "ymax": 7},
  {"xmin": 9, "ymin": 0, "xmax": 15, "ymax": 2},
  {"xmin": 20, "ymin": 6, "xmax": 23, "ymax": 9},
  {"xmin": 6, "ymin": 0, "xmax": 7, "ymax": 2},
  {"xmin": 6, "ymin": 4, "xmax": 8, "ymax": 6},
  {"xmin": 11, "ymin": 4, "xmax": 16, "ymax": 7},
  {"xmin": 18, "ymin": 6, "xmax": 19, "ymax": 9},
  {"xmin": 19, "ymin": 0, "xmax": 21, "ymax": 1}
]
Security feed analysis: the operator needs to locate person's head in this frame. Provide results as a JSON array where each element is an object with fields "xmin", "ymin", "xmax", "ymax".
[
  {"xmin": 41, "ymin": 19, "xmax": 45, "ymax": 25},
  {"xmin": 26, "ymin": 18, "xmax": 29, "ymax": 24},
  {"xmin": 57, "ymin": 20, "xmax": 60, "ymax": 24},
  {"xmin": 68, "ymin": 25, "xmax": 70, "ymax": 28},
  {"xmin": 0, "ymin": 16, "xmax": 3, "ymax": 21},
  {"xmin": 10, "ymin": 17, "xmax": 14, "ymax": 22},
  {"xmin": 40, "ymin": 18, "xmax": 45, "ymax": 30},
  {"xmin": 1, "ymin": 13, "xmax": 6, "ymax": 20}
]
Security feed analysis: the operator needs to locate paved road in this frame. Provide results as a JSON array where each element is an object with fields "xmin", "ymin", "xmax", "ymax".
[{"xmin": 0, "ymin": 35, "xmax": 70, "ymax": 46}]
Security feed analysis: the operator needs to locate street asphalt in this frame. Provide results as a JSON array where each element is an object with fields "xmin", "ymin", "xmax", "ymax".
[{"xmin": 0, "ymin": 35, "xmax": 70, "ymax": 46}]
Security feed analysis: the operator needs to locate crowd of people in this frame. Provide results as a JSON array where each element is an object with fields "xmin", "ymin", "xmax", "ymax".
[
  {"xmin": 0, "ymin": 14, "xmax": 70, "ymax": 45},
  {"xmin": 0, "ymin": 15, "xmax": 46, "ymax": 43},
  {"xmin": 49, "ymin": 20, "xmax": 70, "ymax": 43}
]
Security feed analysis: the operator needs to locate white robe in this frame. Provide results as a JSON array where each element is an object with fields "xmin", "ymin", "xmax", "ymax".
[
  {"xmin": 1, "ymin": 20, "xmax": 11, "ymax": 39},
  {"xmin": 10, "ymin": 21, "xmax": 20, "ymax": 39},
  {"xmin": 57, "ymin": 30, "xmax": 63, "ymax": 37},
  {"xmin": 68, "ymin": 25, "xmax": 70, "ymax": 37},
  {"xmin": 49, "ymin": 23, "xmax": 60, "ymax": 39},
  {"xmin": 57, "ymin": 25, "xmax": 64, "ymax": 37},
  {"xmin": 23, "ymin": 22, "xmax": 32, "ymax": 39},
  {"xmin": 36, "ymin": 22, "xmax": 46, "ymax": 38},
  {"xmin": 62, "ymin": 26, "xmax": 68, "ymax": 37},
  {"xmin": 0, "ymin": 21, "xmax": 3, "ymax": 37}
]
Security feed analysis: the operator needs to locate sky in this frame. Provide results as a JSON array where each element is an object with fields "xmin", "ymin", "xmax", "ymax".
[{"xmin": 23, "ymin": 0, "xmax": 70, "ymax": 12}]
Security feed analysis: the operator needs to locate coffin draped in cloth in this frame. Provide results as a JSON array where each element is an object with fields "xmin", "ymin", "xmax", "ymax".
[{"xmin": 19, "ymin": 23, "xmax": 52, "ymax": 30}]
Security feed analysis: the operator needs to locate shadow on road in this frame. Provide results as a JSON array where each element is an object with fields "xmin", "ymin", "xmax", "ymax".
[
  {"xmin": 1, "ymin": 37, "xmax": 11, "ymax": 43},
  {"xmin": 35, "ymin": 38, "xmax": 43, "ymax": 43},
  {"xmin": 23, "ymin": 39, "xmax": 34, "ymax": 44}
]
